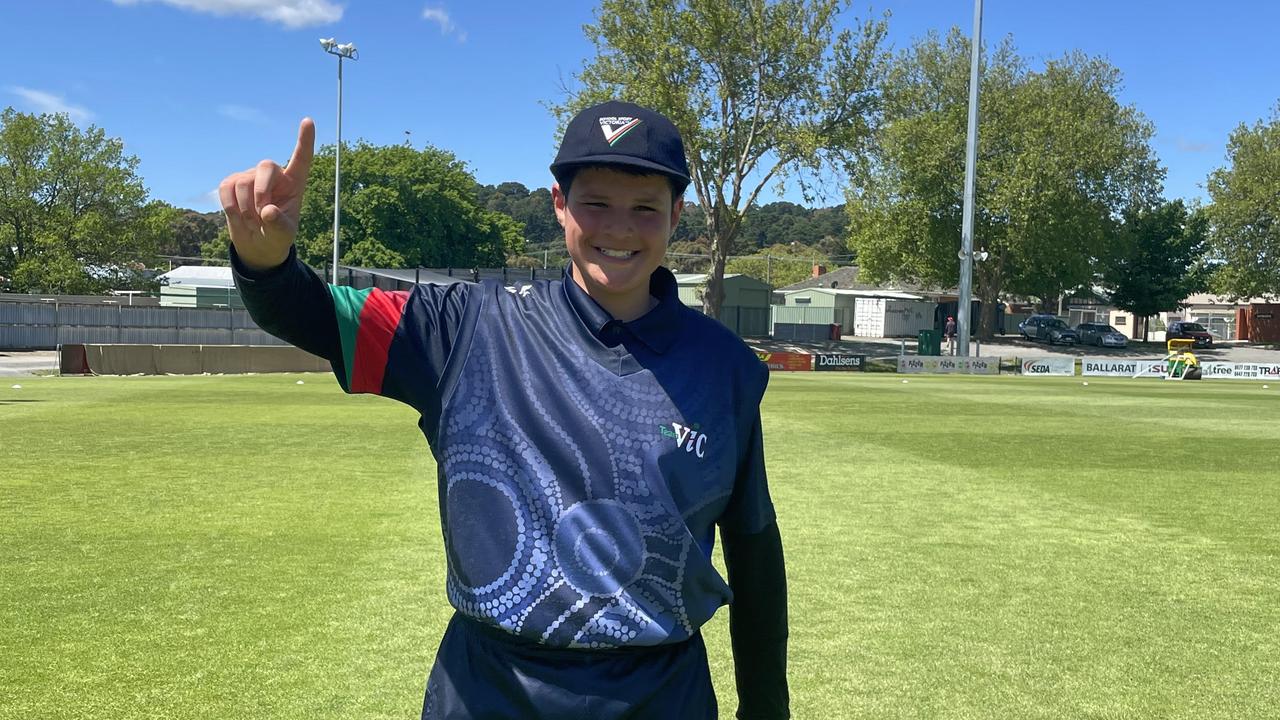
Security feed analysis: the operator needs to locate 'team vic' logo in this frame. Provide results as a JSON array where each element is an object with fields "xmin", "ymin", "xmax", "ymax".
[
  {"xmin": 599, "ymin": 116, "xmax": 642, "ymax": 146},
  {"xmin": 659, "ymin": 422, "xmax": 708, "ymax": 458}
]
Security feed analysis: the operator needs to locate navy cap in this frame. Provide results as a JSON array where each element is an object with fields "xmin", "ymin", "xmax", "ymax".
[{"xmin": 550, "ymin": 101, "xmax": 691, "ymax": 190}]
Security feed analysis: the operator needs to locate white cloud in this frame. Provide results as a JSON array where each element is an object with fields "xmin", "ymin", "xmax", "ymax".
[
  {"xmin": 217, "ymin": 103, "xmax": 268, "ymax": 124},
  {"xmin": 111, "ymin": 0, "xmax": 342, "ymax": 29},
  {"xmin": 6, "ymin": 86, "xmax": 93, "ymax": 122},
  {"xmin": 422, "ymin": 5, "xmax": 465, "ymax": 42}
]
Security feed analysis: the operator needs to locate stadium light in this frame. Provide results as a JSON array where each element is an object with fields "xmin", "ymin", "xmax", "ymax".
[
  {"xmin": 956, "ymin": 0, "xmax": 983, "ymax": 356},
  {"xmin": 320, "ymin": 37, "xmax": 359, "ymax": 284}
]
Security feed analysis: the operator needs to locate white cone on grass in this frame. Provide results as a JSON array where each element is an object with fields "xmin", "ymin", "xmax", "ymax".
[{"xmin": 10, "ymin": 384, "xmax": 21, "ymax": 389}]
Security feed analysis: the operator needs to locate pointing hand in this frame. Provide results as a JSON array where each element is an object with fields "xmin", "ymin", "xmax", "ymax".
[{"xmin": 218, "ymin": 118, "xmax": 315, "ymax": 271}]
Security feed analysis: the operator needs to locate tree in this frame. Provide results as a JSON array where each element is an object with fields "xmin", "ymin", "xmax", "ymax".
[
  {"xmin": 672, "ymin": 201, "xmax": 707, "ymax": 243},
  {"xmin": 846, "ymin": 31, "xmax": 1162, "ymax": 338},
  {"xmin": 1102, "ymin": 200, "xmax": 1209, "ymax": 340},
  {"xmin": 285, "ymin": 141, "xmax": 524, "ymax": 270},
  {"xmin": 0, "ymin": 108, "xmax": 165, "ymax": 293},
  {"xmin": 555, "ymin": 0, "xmax": 888, "ymax": 318},
  {"xmin": 479, "ymin": 182, "xmax": 561, "ymax": 247},
  {"xmin": 665, "ymin": 238, "xmax": 711, "ymax": 273},
  {"xmin": 726, "ymin": 242, "xmax": 829, "ymax": 286},
  {"xmin": 1206, "ymin": 105, "xmax": 1280, "ymax": 298},
  {"xmin": 162, "ymin": 209, "xmax": 224, "ymax": 259}
]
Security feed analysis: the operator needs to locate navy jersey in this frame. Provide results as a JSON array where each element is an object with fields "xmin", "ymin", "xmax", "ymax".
[
  {"xmin": 234, "ymin": 248, "xmax": 789, "ymax": 717},
  {"xmin": 325, "ymin": 266, "xmax": 773, "ymax": 647}
]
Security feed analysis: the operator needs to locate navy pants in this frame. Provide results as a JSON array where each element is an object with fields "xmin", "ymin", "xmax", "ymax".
[{"xmin": 421, "ymin": 614, "xmax": 717, "ymax": 720}]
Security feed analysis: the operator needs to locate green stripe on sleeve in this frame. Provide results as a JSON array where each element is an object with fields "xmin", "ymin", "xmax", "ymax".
[{"xmin": 327, "ymin": 285, "xmax": 375, "ymax": 389}]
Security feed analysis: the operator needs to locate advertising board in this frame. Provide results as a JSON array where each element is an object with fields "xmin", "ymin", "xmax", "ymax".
[
  {"xmin": 1201, "ymin": 362, "xmax": 1280, "ymax": 380},
  {"xmin": 814, "ymin": 353, "xmax": 866, "ymax": 371},
  {"xmin": 1019, "ymin": 357, "xmax": 1076, "ymax": 376},
  {"xmin": 1080, "ymin": 358, "xmax": 1167, "ymax": 377},
  {"xmin": 897, "ymin": 357, "xmax": 1001, "ymax": 375},
  {"xmin": 756, "ymin": 351, "xmax": 812, "ymax": 371}
]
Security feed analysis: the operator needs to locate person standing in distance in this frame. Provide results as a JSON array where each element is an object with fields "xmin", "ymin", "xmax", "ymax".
[{"xmin": 219, "ymin": 101, "xmax": 789, "ymax": 720}]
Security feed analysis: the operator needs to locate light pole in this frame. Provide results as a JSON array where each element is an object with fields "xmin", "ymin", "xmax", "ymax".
[
  {"xmin": 320, "ymin": 37, "xmax": 358, "ymax": 285},
  {"xmin": 956, "ymin": 0, "xmax": 982, "ymax": 356}
]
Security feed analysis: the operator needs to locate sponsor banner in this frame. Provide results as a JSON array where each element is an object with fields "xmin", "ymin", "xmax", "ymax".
[
  {"xmin": 814, "ymin": 353, "xmax": 866, "ymax": 371},
  {"xmin": 1081, "ymin": 358, "xmax": 1166, "ymax": 377},
  {"xmin": 896, "ymin": 356, "xmax": 1001, "ymax": 375},
  {"xmin": 1020, "ymin": 357, "xmax": 1076, "ymax": 376},
  {"xmin": 1202, "ymin": 362, "xmax": 1280, "ymax": 380},
  {"xmin": 756, "ymin": 351, "xmax": 812, "ymax": 372}
]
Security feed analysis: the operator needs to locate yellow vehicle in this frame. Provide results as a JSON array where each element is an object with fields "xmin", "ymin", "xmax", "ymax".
[{"xmin": 1163, "ymin": 338, "xmax": 1202, "ymax": 380}]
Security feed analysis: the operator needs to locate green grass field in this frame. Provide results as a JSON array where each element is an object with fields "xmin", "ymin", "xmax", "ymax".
[{"xmin": 2, "ymin": 372, "xmax": 1278, "ymax": 719}]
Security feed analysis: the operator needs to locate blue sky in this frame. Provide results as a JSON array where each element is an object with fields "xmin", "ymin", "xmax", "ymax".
[{"xmin": 4, "ymin": 0, "xmax": 1278, "ymax": 214}]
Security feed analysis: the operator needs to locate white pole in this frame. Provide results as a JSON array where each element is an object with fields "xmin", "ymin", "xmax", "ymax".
[
  {"xmin": 332, "ymin": 55, "xmax": 343, "ymax": 285},
  {"xmin": 957, "ymin": 0, "xmax": 983, "ymax": 357}
]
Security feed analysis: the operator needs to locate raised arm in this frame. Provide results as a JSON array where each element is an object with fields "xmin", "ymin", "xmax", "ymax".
[{"xmin": 217, "ymin": 119, "xmax": 476, "ymax": 429}]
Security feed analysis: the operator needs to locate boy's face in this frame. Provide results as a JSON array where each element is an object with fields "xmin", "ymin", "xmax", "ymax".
[{"xmin": 553, "ymin": 167, "xmax": 683, "ymax": 319}]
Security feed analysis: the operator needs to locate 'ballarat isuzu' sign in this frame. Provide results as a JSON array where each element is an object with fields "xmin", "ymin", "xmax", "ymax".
[
  {"xmin": 1081, "ymin": 358, "xmax": 1166, "ymax": 377},
  {"xmin": 814, "ymin": 354, "xmax": 866, "ymax": 371}
]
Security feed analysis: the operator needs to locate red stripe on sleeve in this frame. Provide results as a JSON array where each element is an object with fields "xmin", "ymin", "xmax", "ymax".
[{"xmin": 350, "ymin": 289, "xmax": 411, "ymax": 394}]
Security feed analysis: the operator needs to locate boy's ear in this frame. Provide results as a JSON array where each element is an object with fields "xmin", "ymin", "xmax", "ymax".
[{"xmin": 552, "ymin": 183, "xmax": 567, "ymax": 228}]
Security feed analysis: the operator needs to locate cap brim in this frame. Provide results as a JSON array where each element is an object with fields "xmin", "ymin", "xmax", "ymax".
[{"xmin": 550, "ymin": 154, "xmax": 690, "ymax": 185}]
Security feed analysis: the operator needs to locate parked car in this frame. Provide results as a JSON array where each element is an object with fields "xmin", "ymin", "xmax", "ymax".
[
  {"xmin": 1019, "ymin": 315, "xmax": 1080, "ymax": 344},
  {"xmin": 1076, "ymin": 322, "xmax": 1128, "ymax": 348},
  {"xmin": 1166, "ymin": 320, "xmax": 1215, "ymax": 348}
]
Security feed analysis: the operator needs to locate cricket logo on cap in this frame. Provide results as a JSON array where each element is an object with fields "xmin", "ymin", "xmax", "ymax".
[{"xmin": 598, "ymin": 116, "xmax": 642, "ymax": 146}]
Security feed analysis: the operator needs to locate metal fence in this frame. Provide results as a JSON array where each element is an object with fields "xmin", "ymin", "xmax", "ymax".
[{"xmin": 0, "ymin": 300, "xmax": 284, "ymax": 350}]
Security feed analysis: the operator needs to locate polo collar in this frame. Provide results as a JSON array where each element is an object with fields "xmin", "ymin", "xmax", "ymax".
[{"xmin": 561, "ymin": 265, "xmax": 681, "ymax": 354}]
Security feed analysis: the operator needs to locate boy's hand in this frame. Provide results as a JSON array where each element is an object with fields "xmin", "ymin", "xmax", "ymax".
[{"xmin": 218, "ymin": 118, "xmax": 315, "ymax": 271}]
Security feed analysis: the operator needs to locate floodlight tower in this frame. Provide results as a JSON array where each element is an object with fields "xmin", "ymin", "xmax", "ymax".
[
  {"xmin": 957, "ymin": 0, "xmax": 982, "ymax": 356},
  {"xmin": 320, "ymin": 37, "xmax": 358, "ymax": 284}
]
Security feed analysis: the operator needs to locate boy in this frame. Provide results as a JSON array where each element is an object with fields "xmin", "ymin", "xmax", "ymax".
[{"xmin": 220, "ymin": 101, "xmax": 788, "ymax": 719}]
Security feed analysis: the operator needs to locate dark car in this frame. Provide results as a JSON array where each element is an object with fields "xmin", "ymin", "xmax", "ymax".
[
  {"xmin": 1166, "ymin": 320, "xmax": 1214, "ymax": 348},
  {"xmin": 1019, "ymin": 315, "xmax": 1080, "ymax": 344},
  {"xmin": 1076, "ymin": 322, "xmax": 1128, "ymax": 348}
]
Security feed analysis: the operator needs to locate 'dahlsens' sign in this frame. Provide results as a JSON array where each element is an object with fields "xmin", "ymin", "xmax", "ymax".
[{"xmin": 814, "ymin": 353, "xmax": 866, "ymax": 371}]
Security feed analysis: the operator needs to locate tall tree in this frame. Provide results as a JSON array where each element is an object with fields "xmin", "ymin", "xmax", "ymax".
[
  {"xmin": 1206, "ymin": 104, "xmax": 1280, "ymax": 298},
  {"xmin": 1102, "ymin": 200, "xmax": 1209, "ymax": 340},
  {"xmin": 0, "ymin": 108, "xmax": 164, "ymax": 293},
  {"xmin": 555, "ymin": 0, "xmax": 887, "ymax": 318},
  {"xmin": 224, "ymin": 141, "xmax": 525, "ymax": 270},
  {"xmin": 846, "ymin": 31, "xmax": 1162, "ymax": 338}
]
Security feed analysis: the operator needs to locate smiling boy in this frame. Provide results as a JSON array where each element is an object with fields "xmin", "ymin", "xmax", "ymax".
[{"xmin": 221, "ymin": 101, "xmax": 788, "ymax": 719}]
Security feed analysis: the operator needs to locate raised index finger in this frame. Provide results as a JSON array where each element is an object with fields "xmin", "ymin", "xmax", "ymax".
[{"xmin": 283, "ymin": 117, "xmax": 315, "ymax": 181}]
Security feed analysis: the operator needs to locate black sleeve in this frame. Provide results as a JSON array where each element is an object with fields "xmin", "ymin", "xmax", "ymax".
[
  {"xmin": 722, "ymin": 521, "xmax": 790, "ymax": 720},
  {"xmin": 230, "ymin": 245, "xmax": 341, "ymax": 362}
]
